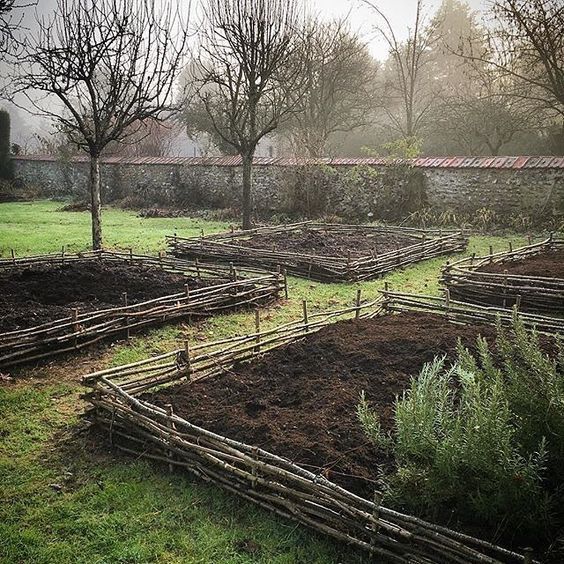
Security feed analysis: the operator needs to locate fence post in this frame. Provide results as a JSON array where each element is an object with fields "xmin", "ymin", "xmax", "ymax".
[
  {"xmin": 72, "ymin": 308, "xmax": 79, "ymax": 348},
  {"xmin": 165, "ymin": 404, "xmax": 175, "ymax": 473},
  {"xmin": 254, "ymin": 310, "xmax": 261, "ymax": 353},
  {"xmin": 122, "ymin": 292, "xmax": 130, "ymax": 339},
  {"xmin": 355, "ymin": 288, "xmax": 362, "ymax": 320}
]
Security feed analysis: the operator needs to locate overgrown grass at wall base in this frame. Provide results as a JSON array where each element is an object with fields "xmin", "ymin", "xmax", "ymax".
[{"xmin": 358, "ymin": 316, "xmax": 564, "ymax": 546}]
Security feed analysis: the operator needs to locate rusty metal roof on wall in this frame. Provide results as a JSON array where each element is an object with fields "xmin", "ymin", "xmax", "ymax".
[{"xmin": 12, "ymin": 154, "xmax": 564, "ymax": 169}]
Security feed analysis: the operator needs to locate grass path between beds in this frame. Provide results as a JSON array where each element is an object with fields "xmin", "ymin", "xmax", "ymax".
[{"xmin": 0, "ymin": 201, "xmax": 530, "ymax": 564}]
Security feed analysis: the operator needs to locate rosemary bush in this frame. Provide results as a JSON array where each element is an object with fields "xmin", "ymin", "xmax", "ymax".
[{"xmin": 358, "ymin": 316, "xmax": 564, "ymax": 538}]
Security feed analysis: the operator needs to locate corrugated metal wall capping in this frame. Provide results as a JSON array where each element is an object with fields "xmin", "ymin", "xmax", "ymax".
[{"xmin": 12, "ymin": 155, "xmax": 564, "ymax": 169}]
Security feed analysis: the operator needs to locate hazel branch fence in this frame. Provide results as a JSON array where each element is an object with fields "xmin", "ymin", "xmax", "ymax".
[
  {"xmin": 0, "ymin": 249, "xmax": 284, "ymax": 367},
  {"xmin": 441, "ymin": 237, "xmax": 564, "ymax": 314},
  {"xmin": 167, "ymin": 222, "xmax": 468, "ymax": 282},
  {"xmin": 82, "ymin": 291, "xmax": 549, "ymax": 563}
]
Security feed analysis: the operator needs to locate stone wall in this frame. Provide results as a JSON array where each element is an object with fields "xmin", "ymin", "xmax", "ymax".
[{"xmin": 11, "ymin": 155, "xmax": 564, "ymax": 220}]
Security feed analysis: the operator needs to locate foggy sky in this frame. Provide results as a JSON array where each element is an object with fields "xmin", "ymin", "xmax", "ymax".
[{"xmin": 2, "ymin": 0, "xmax": 490, "ymax": 145}]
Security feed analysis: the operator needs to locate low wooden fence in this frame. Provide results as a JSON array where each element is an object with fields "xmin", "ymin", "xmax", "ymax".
[
  {"xmin": 167, "ymin": 222, "xmax": 468, "ymax": 282},
  {"xmin": 441, "ymin": 237, "xmax": 564, "ymax": 313},
  {"xmin": 83, "ymin": 292, "xmax": 551, "ymax": 563},
  {"xmin": 0, "ymin": 249, "xmax": 284, "ymax": 367}
]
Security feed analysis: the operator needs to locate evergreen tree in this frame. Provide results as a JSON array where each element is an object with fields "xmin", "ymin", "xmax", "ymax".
[{"xmin": 0, "ymin": 109, "xmax": 12, "ymax": 180}]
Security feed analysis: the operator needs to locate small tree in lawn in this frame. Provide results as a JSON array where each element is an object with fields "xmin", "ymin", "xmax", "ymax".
[
  {"xmin": 190, "ymin": 0, "xmax": 303, "ymax": 230},
  {"xmin": 16, "ymin": 0, "xmax": 189, "ymax": 249}
]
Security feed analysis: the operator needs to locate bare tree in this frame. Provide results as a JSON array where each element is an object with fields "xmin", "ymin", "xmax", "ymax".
[
  {"xmin": 281, "ymin": 19, "xmax": 379, "ymax": 158},
  {"xmin": 15, "ymin": 0, "xmax": 189, "ymax": 249},
  {"xmin": 189, "ymin": 0, "xmax": 303, "ymax": 229},
  {"xmin": 363, "ymin": 0, "xmax": 439, "ymax": 141},
  {"xmin": 466, "ymin": 0, "xmax": 564, "ymax": 117}
]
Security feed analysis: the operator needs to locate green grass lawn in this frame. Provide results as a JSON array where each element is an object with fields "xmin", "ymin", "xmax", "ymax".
[{"xmin": 0, "ymin": 201, "xmax": 531, "ymax": 563}]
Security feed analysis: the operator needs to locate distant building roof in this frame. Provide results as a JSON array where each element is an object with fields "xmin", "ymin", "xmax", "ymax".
[{"xmin": 12, "ymin": 154, "xmax": 564, "ymax": 169}]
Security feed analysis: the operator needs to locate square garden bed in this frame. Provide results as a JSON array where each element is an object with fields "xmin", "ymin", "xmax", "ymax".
[
  {"xmin": 0, "ymin": 249, "xmax": 284, "ymax": 367},
  {"xmin": 82, "ymin": 292, "xmax": 559, "ymax": 562},
  {"xmin": 167, "ymin": 222, "xmax": 468, "ymax": 282},
  {"xmin": 441, "ymin": 237, "xmax": 564, "ymax": 314}
]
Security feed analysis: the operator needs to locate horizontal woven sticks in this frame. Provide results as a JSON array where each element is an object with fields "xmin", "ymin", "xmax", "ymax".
[
  {"xmin": 167, "ymin": 222, "xmax": 468, "ymax": 282},
  {"xmin": 83, "ymin": 292, "xmax": 545, "ymax": 563},
  {"xmin": 0, "ymin": 249, "xmax": 285, "ymax": 367},
  {"xmin": 441, "ymin": 237, "xmax": 564, "ymax": 314}
]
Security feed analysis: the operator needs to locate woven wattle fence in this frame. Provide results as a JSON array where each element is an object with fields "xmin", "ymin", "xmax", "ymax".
[
  {"xmin": 82, "ymin": 292, "xmax": 547, "ymax": 563},
  {"xmin": 167, "ymin": 222, "xmax": 468, "ymax": 282},
  {"xmin": 441, "ymin": 237, "xmax": 564, "ymax": 314},
  {"xmin": 0, "ymin": 249, "xmax": 284, "ymax": 367}
]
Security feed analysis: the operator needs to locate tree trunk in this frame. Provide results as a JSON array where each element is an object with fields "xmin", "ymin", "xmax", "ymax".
[
  {"xmin": 90, "ymin": 155, "xmax": 103, "ymax": 250},
  {"xmin": 241, "ymin": 152, "xmax": 253, "ymax": 230}
]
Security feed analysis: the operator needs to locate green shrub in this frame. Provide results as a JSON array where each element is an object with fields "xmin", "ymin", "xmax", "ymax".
[{"xmin": 358, "ymin": 317, "xmax": 564, "ymax": 538}]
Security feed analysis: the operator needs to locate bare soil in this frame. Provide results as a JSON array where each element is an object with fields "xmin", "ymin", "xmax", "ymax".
[
  {"xmin": 242, "ymin": 229, "xmax": 420, "ymax": 258},
  {"xmin": 478, "ymin": 249, "xmax": 564, "ymax": 279},
  {"xmin": 0, "ymin": 262, "xmax": 219, "ymax": 332},
  {"xmin": 147, "ymin": 312, "xmax": 495, "ymax": 497}
]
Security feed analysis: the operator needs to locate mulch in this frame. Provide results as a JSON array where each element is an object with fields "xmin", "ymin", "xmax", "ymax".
[
  {"xmin": 477, "ymin": 249, "xmax": 564, "ymax": 279},
  {"xmin": 0, "ymin": 262, "xmax": 218, "ymax": 332},
  {"xmin": 241, "ymin": 229, "xmax": 420, "ymax": 258},
  {"xmin": 146, "ymin": 312, "xmax": 495, "ymax": 497}
]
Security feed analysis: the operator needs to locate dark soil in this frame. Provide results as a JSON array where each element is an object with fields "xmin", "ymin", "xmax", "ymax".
[
  {"xmin": 137, "ymin": 208, "xmax": 193, "ymax": 218},
  {"xmin": 147, "ymin": 312, "xmax": 495, "ymax": 497},
  {"xmin": 242, "ymin": 228, "xmax": 420, "ymax": 258},
  {"xmin": 0, "ymin": 262, "xmax": 216, "ymax": 331},
  {"xmin": 59, "ymin": 201, "xmax": 91, "ymax": 212},
  {"xmin": 478, "ymin": 249, "xmax": 564, "ymax": 279}
]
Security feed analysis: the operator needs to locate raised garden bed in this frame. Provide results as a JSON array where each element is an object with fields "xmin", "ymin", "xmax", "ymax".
[
  {"xmin": 0, "ymin": 249, "xmax": 284, "ymax": 367},
  {"xmin": 167, "ymin": 222, "xmax": 468, "ymax": 282},
  {"xmin": 441, "ymin": 237, "xmax": 564, "ymax": 313},
  {"xmin": 83, "ymin": 292, "xmax": 557, "ymax": 562}
]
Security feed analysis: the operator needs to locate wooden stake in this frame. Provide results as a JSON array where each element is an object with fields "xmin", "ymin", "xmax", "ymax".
[
  {"xmin": 165, "ymin": 403, "xmax": 175, "ymax": 473},
  {"xmin": 254, "ymin": 310, "xmax": 261, "ymax": 352},
  {"xmin": 11, "ymin": 248, "xmax": 15, "ymax": 265},
  {"xmin": 122, "ymin": 292, "xmax": 130, "ymax": 339},
  {"xmin": 72, "ymin": 308, "xmax": 79, "ymax": 348},
  {"xmin": 184, "ymin": 340, "xmax": 192, "ymax": 377},
  {"xmin": 302, "ymin": 300, "xmax": 309, "ymax": 332},
  {"xmin": 355, "ymin": 289, "xmax": 362, "ymax": 320}
]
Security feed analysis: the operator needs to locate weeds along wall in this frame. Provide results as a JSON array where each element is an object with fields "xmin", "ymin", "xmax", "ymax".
[{"xmin": 11, "ymin": 155, "xmax": 564, "ymax": 221}]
